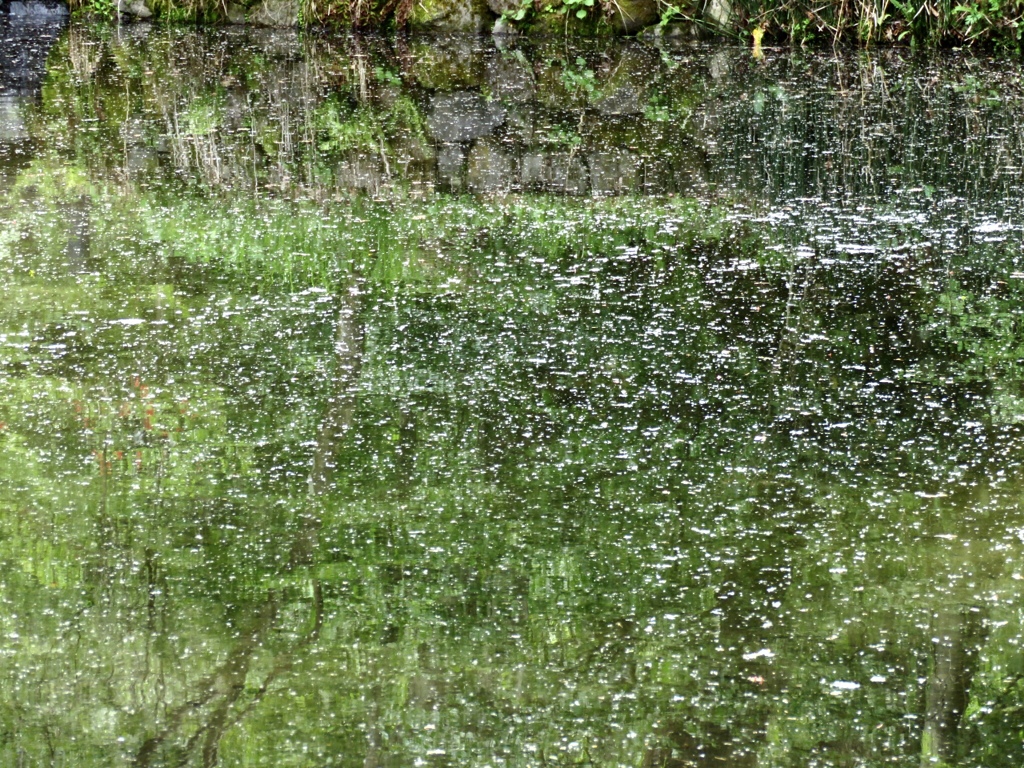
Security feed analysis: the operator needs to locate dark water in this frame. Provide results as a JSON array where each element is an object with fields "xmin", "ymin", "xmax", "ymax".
[{"xmin": 3, "ymin": 22, "xmax": 1024, "ymax": 767}]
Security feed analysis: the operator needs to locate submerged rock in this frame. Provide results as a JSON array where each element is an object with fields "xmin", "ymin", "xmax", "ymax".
[
  {"xmin": 521, "ymin": 151, "xmax": 589, "ymax": 194},
  {"xmin": 485, "ymin": 53, "xmax": 536, "ymax": 103},
  {"xmin": 593, "ymin": 46, "xmax": 656, "ymax": 114},
  {"xmin": 588, "ymin": 147, "xmax": 638, "ymax": 194},
  {"xmin": 427, "ymin": 92, "xmax": 506, "ymax": 143},
  {"xmin": 1, "ymin": 0, "xmax": 67, "ymax": 99},
  {"xmin": 436, "ymin": 143, "xmax": 468, "ymax": 190},
  {"xmin": 466, "ymin": 138, "xmax": 516, "ymax": 193},
  {"xmin": 1, "ymin": 0, "xmax": 66, "ymax": 190},
  {"xmin": 0, "ymin": 98, "xmax": 27, "ymax": 143}
]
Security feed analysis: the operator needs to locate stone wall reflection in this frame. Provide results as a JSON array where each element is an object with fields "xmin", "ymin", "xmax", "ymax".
[
  {"xmin": 0, "ymin": 0, "xmax": 67, "ymax": 189},
  {"xmin": 36, "ymin": 28, "xmax": 714, "ymax": 199},
  {"xmin": 31, "ymin": 25, "xmax": 1024, "ymax": 205}
]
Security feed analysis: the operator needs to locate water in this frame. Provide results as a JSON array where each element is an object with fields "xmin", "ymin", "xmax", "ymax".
[{"xmin": 3, "ymin": 22, "xmax": 1024, "ymax": 767}]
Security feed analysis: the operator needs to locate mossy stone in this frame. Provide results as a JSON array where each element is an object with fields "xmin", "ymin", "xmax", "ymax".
[
  {"xmin": 603, "ymin": 0, "xmax": 658, "ymax": 34},
  {"xmin": 408, "ymin": 0, "xmax": 492, "ymax": 32},
  {"xmin": 517, "ymin": 9, "xmax": 611, "ymax": 36},
  {"xmin": 225, "ymin": 2, "xmax": 246, "ymax": 22}
]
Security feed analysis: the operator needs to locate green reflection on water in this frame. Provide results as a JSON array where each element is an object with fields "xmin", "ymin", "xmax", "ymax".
[{"xmin": 2, "ymin": 22, "xmax": 1024, "ymax": 768}]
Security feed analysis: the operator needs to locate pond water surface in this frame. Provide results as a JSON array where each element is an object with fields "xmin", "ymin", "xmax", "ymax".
[{"xmin": 3, "ymin": 22, "xmax": 1024, "ymax": 767}]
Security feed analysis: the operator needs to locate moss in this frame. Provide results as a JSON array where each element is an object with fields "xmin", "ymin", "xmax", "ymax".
[
  {"xmin": 63, "ymin": 0, "xmax": 1024, "ymax": 45},
  {"xmin": 499, "ymin": 0, "xmax": 624, "ymax": 36},
  {"xmin": 408, "ymin": 0, "xmax": 492, "ymax": 30}
]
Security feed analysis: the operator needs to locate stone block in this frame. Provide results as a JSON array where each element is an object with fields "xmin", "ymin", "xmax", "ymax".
[{"xmin": 427, "ymin": 92, "xmax": 506, "ymax": 144}]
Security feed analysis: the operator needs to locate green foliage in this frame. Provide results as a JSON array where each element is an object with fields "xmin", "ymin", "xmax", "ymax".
[
  {"xmin": 638, "ymin": 0, "xmax": 1024, "ymax": 46},
  {"xmin": 315, "ymin": 97, "xmax": 384, "ymax": 155},
  {"xmin": 506, "ymin": 0, "xmax": 596, "ymax": 23},
  {"xmin": 61, "ymin": 0, "xmax": 1024, "ymax": 43},
  {"xmin": 952, "ymin": 0, "xmax": 1024, "ymax": 43},
  {"xmin": 502, "ymin": 0, "xmax": 606, "ymax": 31},
  {"xmin": 506, "ymin": 0, "xmax": 533, "ymax": 20},
  {"xmin": 70, "ymin": 0, "xmax": 117, "ymax": 18},
  {"xmin": 565, "ymin": 0, "xmax": 597, "ymax": 21},
  {"xmin": 559, "ymin": 56, "xmax": 598, "ymax": 94}
]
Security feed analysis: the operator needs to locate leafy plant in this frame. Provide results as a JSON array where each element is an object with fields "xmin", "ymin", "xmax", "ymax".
[
  {"xmin": 503, "ymin": 0, "xmax": 598, "ymax": 26},
  {"xmin": 559, "ymin": 56, "xmax": 598, "ymax": 94},
  {"xmin": 564, "ymin": 0, "xmax": 596, "ymax": 20}
]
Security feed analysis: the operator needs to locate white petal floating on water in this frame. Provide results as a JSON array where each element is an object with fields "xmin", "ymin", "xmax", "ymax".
[{"xmin": 831, "ymin": 681, "xmax": 861, "ymax": 691}]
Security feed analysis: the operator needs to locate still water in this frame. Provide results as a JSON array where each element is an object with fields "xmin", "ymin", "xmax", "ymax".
[{"xmin": 3, "ymin": 20, "xmax": 1024, "ymax": 767}]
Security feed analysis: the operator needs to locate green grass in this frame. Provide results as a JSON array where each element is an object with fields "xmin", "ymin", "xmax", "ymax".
[{"xmin": 65, "ymin": 0, "xmax": 1024, "ymax": 47}]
